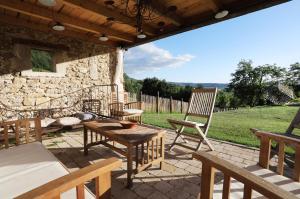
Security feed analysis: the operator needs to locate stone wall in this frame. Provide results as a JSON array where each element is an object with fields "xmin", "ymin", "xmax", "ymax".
[{"xmin": 0, "ymin": 24, "xmax": 119, "ymax": 112}]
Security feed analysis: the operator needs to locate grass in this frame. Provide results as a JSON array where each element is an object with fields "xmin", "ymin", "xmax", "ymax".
[{"xmin": 143, "ymin": 106, "xmax": 299, "ymax": 149}]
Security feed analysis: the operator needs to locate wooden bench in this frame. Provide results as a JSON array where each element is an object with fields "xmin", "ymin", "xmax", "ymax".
[
  {"xmin": 193, "ymin": 129, "xmax": 300, "ymax": 199},
  {"xmin": 0, "ymin": 118, "xmax": 121, "ymax": 199}
]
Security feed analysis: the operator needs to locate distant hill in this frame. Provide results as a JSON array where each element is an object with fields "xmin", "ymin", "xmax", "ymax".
[{"xmin": 170, "ymin": 82, "xmax": 228, "ymax": 90}]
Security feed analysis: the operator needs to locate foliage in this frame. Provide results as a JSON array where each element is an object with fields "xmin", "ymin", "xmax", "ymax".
[
  {"xmin": 124, "ymin": 74, "xmax": 201, "ymax": 101},
  {"xmin": 286, "ymin": 62, "xmax": 300, "ymax": 96},
  {"xmin": 143, "ymin": 106, "xmax": 299, "ymax": 148},
  {"xmin": 228, "ymin": 60, "xmax": 287, "ymax": 106},
  {"xmin": 124, "ymin": 73, "xmax": 142, "ymax": 93},
  {"xmin": 31, "ymin": 49, "xmax": 54, "ymax": 72}
]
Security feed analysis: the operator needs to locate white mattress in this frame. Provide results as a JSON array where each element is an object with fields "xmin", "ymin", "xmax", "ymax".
[
  {"xmin": 0, "ymin": 142, "xmax": 94, "ymax": 199},
  {"xmin": 212, "ymin": 164, "xmax": 300, "ymax": 198}
]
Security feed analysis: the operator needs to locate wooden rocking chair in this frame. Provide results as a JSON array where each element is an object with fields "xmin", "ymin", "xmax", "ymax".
[{"xmin": 168, "ymin": 88, "xmax": 217, "ymax": 151}]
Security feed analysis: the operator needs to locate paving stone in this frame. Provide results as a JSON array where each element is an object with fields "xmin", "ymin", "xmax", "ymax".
[
  {"xmin": 153, "ymin": 181, "xmax": 173, "ymax": 193},
  {"xmin": 167, "ymin": 189, "xmax": 190, "ymax": 199},
  {"xmin": 134, "ymin": 183, "xmax": 156, "ymax": 198},
  {"xmin": 147, "ymin": 191, "xmax": 169, "ymax": 199}
]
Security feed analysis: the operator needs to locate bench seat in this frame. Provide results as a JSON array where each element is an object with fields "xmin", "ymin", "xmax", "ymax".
[
  {"xmin": 212, "ymin": 164, "xmax": 300, "ymax": 198},
  {"xmin": 0, "ymin": 142, "xmax": 94, "ymax": 199}
]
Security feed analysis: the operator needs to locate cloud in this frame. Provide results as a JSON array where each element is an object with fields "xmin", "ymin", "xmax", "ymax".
[{"xmin": 124, "ymin": 43, "xmax": 194, "ymax": 74}]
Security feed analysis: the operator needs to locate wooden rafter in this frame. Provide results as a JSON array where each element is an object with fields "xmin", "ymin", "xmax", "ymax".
[
  {"xmin": 0, "ymin": 0, "xmax": 134, "ymax": 42},
  {"xmin": 61, "ymin": 0, "xmax": 156, "ymax": 36},
  {"xmin": 0, "ymin": 14, "xmax": 117, "ymax": 47},
  {"xmin": 151, "ymin": 1, "xmax": 184, "ymax": 26},
  {"xmin": 202, "ymin": 0, "xmax": 220, "ymax": 12}
]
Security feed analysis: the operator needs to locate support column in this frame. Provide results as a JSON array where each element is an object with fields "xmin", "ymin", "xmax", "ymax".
[{"xmin": 113, "ymin": 47, "xmax": 124, "ymax": 102}]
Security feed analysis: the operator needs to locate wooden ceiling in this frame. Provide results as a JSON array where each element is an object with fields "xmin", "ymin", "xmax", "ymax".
[{"xmin": 0, "ymin": 0, "xmax": 290, "ymax": 48}]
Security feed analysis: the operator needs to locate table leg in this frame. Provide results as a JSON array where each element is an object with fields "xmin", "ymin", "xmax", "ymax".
[
  {"xmin": 127, "ymin": 145, "xmax": 133, "ymax": 188},
  {"xmin": 84, "ymin": 126, "xmax": 88, "ymax": 156},
  {"xmin": 160, "ymin": 136, "xmax": 165, "ymax": 169}
]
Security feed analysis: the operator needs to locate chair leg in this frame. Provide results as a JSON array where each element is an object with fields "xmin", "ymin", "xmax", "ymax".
[
  {"xmin": 195, "ymin": 126, "xmax": 214, "ymax": 151},
  {"xmin": 169, "ymin": 123, "xmax": 188, "ymax": 151}
]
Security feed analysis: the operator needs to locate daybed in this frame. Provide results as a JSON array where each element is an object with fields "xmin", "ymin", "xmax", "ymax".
[{"xmin": 0, "ymin": 118, "xmax": 121, "ymax": 199}]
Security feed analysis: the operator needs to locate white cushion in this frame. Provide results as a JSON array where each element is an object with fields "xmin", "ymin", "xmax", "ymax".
[
  {"xmin": 123, "ymin": 109, "xmax": 143, "ymax": 115},
  {"xmin": 0, "ymin": 142, "xmax": 94, "ymax": 198},
  {"xmin": 212, "ymin": 164, "xmax": 300, "ymax": 198},
  {"xmin": 75, "ymin": 112, "xmax": 97, "ymax": 121},
  {"xmin": 56, "ymin": 117, "xmax": 81, "ymax": 126}
]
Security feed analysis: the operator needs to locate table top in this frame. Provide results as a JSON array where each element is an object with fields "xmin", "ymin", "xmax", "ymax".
[{"xmin": 83, "ymin": 119, "xmax": 166, "ymax": 145}]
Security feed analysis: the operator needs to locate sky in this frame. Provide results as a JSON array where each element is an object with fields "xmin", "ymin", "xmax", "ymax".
[{"xmin": 124, "ymin": 0, "xmax": 300, "ymax": 83}]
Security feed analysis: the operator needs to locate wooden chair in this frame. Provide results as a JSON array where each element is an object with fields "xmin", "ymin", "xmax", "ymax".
[
  {"xmin": 193, "ymin": 129, "xmax": 300, "ymax": 199},
  {"xmin": 109, "ymin": 92, "xmax": 144, "ymax": 123},
  {"xmin": 168, "ymin": 88, "xmax": 217, "ymax": 151}
]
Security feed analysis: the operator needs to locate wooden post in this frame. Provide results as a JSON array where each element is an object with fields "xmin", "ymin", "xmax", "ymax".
[
  {"xmin": 156, "ymin": 91, "xmax": 159, "ymax": 113},
  {"xmin": 201, "ymin": 163, "xmax": 215, "ymax": 199},
  {"xmin": 170, "ymin": 96, "xmax": 173, "ymax": 113},
  {"xmin": 140, "ymin": 91, "xmax": 143, "ymax": 102},
  {"xmin": 181, "ymin": 98, "xmax": 183, "ymax": 113}
]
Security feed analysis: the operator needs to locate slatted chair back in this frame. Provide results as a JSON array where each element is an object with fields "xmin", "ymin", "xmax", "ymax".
[
  {"xmin": 186, "ymin": 88, "xmax": 218, "ymax": 119},
  {"xmin": 0, "ymin": 118, "xmax": 42, "ymax": 149},
  {"xmin": 286, "ymin": 107, "xmax": 300, "ymax": 135},
  {"xmin": 82, "ymin": 99, "xmax": 101, "ymax": 115},
  {"xmin": 111, "ymin": 92, "xmax": 128, "ymax": 104}
]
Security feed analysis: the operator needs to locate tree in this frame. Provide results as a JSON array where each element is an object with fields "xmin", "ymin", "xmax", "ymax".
[
  {"xmin": 286, "ymin": 62, "xmax": 300, "ymax": 96},
  {"xmin": 228, "ymin": 60, "xmax": 286, "ymax": 106},
  {"xmin": 124, "ymin": 73, "xmax": 142, "ymax": 93}
]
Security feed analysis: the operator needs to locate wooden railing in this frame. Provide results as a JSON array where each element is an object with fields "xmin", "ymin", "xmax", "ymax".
[
  {"xmin": 193, "ymin": 152, "xmax": 298, "ymax": 199},
  {"xmin": 16, "ymin": 157, "xmax": 121, "ymax": 199},
  {"xmin": 251, "ymin": 128, "xmax": 300, "ymax": 181},
  {"xmin": 0, "ymin": 118, "xmax": 42, "ymax": 149}
]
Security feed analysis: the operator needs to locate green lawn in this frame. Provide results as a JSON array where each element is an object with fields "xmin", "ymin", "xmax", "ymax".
[{"xmin": 143, "ymin": 106, "xmax": 299, "ymax": 148}]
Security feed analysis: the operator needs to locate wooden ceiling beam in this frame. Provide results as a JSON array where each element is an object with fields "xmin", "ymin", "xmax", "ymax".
[
  {"xmin": 150, "ymin": 1, "xmax": 184, "ymax": 26},
  {"xmin": 61, "ymin": 0, "xmax": 156, "ymax": 36},
  {"xmin": 0, "ymin": 14, "xmax": 117, "ymax": 47},
  {"xmin": 0, "ymin": 0, "xmax": 134, "ymax": 42},
  {"xmin": 202, "ymin": 0, "xmax": 220, "ymax": 12}
]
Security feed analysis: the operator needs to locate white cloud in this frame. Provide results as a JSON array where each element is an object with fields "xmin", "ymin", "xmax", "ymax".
[{"xmin": 124, "ymin": 43, "xmax": 194, "ymax": 74}]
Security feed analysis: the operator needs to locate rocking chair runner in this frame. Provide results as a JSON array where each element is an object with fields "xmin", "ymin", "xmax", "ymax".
[{"xmin": 168, "ymin": 88, "xmax": 217, "ymax": 151}]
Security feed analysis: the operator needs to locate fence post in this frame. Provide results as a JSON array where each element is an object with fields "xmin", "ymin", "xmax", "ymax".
[
  {"xmin": 156, "ymin": 91, "xmax": 159, "ymax": 113},
  {"xmin": 170, "ymin": 96, "xmax": 173, "ymax": 113},
  {"xmin": 181, "ymin": 98, "xmax": 183, "ymax": 113}
]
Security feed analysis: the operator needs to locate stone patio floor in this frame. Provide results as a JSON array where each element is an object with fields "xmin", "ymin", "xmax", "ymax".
[{"xmin": 43, "ymin": 127, "xmax": 263, "ymax": 199}]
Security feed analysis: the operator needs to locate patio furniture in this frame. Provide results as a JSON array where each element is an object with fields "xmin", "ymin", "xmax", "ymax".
[
  {"xmin": 0, "ymin": 118, "xmax": 121, "ymax": 199},
  {"xmin": 109, "ymin": 92, "xmax": 144, "ymax": 123},
  {"xmin": 83, "ymin": 119, "xmax": 166, "ymax": 188},
  {"xmin": 168, "ymin": 88, "xmax": 217, "ymax": 151},
  {"xmin": 193, "ymin": 129, "xmax": 300, "ymax": 199}
]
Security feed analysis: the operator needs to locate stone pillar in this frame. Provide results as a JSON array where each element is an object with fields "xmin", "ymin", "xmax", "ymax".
[{"xmin": 113, "ymin": 47, "xmax": 124, "ymax": 102}]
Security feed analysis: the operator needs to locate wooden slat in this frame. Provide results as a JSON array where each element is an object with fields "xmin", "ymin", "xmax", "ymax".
[
  {"xmin": 34, "ymin": 117, "xmax": 42, "ymax": 142},
  {"xmin": 243, "ymin": 184, "xmax": 252, "ymax": 199},
  {"xmin": 152, "ymin": 140, "xmax": 154, "ymax": 161},
  {"xmin": 222, "ymin": 174, "xmax": 231, "ymax": 199},
  {"xmin": 258, "ymin": 136, "xmax": 271, "ymax": 169},
  {"xmin": 0, "ymin": 0, "xmax": 134, "ymax": 42},
  {"xmin": 76, "ymin": 184, "xmax": 85, "ymax": 199},
  {"xmin": 147, "ymin": 141, "xmax": 150, "ymax": 164},
  {"xmin": 4, "ymin": 124, "xmax": 9, "ymax": 149},
  {"xmin": 141, "ymin": 143, "xmax": 145, "ymax": 166},
  {"xmin": 200, "ymin": 163, "xmax": 215, "ymax": 199},
  {"xmin": 277, "ymin": 142, "xmax": 285, "ymax": 175},
  {"xmin": 96, "ymin": 172, "xmax": 111, "ymax": 199},
  {"xmin": 24, "ymin": 119, "xmax": 30, "ymax": 144},
  {"xmin": 15, "ymin": 121, "xmax": 20, "ymax": 145},
  {"xmin": 294, "ymin": 145, "xmax": 300, "ymax": 182}
]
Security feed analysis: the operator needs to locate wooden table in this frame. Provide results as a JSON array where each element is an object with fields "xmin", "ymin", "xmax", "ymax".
[{"xmin": 83, "ymin": 119, "xmax": 166, "ymax": 188}]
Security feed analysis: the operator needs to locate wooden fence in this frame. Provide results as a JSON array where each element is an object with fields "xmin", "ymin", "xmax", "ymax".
[{"xmin": 127, "ymin": 92, "xmax": 189, "ymax": 113}]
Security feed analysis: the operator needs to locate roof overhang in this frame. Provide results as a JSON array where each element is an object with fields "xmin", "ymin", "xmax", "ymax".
[{"xmin": 0, "ymin": 0, "xmax": 291, "ymax": 48}]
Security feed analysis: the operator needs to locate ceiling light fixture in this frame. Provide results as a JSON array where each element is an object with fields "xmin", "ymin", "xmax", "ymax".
[
  {"xmin": 52, "ymin": 22, "xmax": 65, "ymax": 31},
  {"xmin": 38, "ymin": 0, "xmax": 56, "ymax": 7},
  {"xmin": 137, "ymin": 32, "xmax": 146, "ymax": 39},
  {"xmin": 99, "ymin": 34, "xmax": 109, "ymax": 41},
  {"xmin": 215, "ymin": 10, "xmax": 229, "ymax": 19}
]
